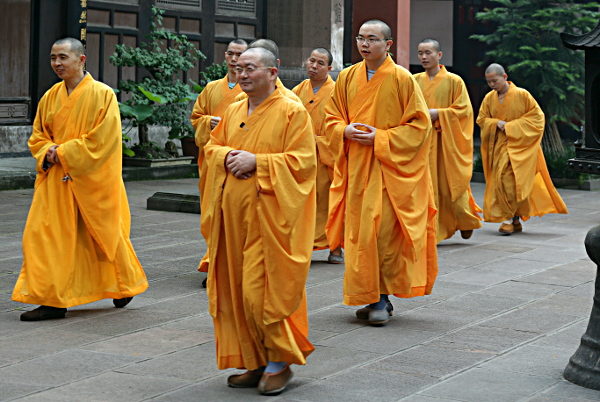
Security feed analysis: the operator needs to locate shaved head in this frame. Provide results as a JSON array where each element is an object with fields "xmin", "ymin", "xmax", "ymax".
[
  {"xmin": 419, "ymin": 38, "xmax": 441, "ymax": 52},
  {"xmin": 229, "ymin": 39, "xmax": 248, "ymax": 47},
  {"xmin": 244, "ymin": 47, "xmax": 277, "ymax": 68},
  {"xmin": 249, "ymin": 39, "xmax": 279, "ymax": 60},
  {"xmin": 311, "ymin": 47, "xmax": 333, "ymax": 66},
  {"xmin": 361, "ymin": 19, "xmax": 392, "ymax": 40},
  {"xmin": 53, "ymin": 37, "xmax": 85, "ymax": 56},
  {"xmin": 485, "ymin": 63, "xmax": 506, "ymax": 76}
]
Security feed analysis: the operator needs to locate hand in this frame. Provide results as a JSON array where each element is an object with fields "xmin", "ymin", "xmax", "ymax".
[
  {"xmin": 497, "ymin": 120, "xmax": 506, "ymax": 132},
  {"xmin": 210, "ymin": 116, "xmax": 222, "ymax": 129},
  {"xmin": 344, "ymin": 123, "xmax": 376, "ymax": 146},
  {"xmin": 225, "ymin": 150, "xmax": 256, "ymax": 179},
  {"xmin": 429, "ymin": 109, "xmax": 439, "ymax": 122},
  {"xmin": 46, "ymin": 145, "xmax": 60, "ymax": 164}
]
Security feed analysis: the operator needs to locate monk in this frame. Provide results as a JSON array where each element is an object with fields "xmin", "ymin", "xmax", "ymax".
[
  {"xmin": 414, "ymin": 39, "xmax": 482, "ymax": 243},
  {"xmin": 292, "ymin": 47, "xmax": 343, "ymax": 263},
  {"xmin": 201, "ymin": 47, "xmax": 316, "ymax": 396},
  {"xmin": 476, "ymin": 63, "xmax": 568, "ymax": 234},
  {"xmin": 234, "ymin": 39, "xmax": 301, "ymax": 103},
  {"xmin": 324, "ymin": 20, "xmax": 438, "ymax": 326},
  {"xmin": 12, "ymin": 38, "xmax": 148, "ymax": 321},
  {"xmin": 190, "ymin": 39, "xmax": 248, "ymax": 285}
]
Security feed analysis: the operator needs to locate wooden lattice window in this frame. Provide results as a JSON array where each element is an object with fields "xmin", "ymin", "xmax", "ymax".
[
  {"xmin": 155, "ymin": 0, "xmax": 202, "ymax": 11},
  {"xmin": 216, "ymin": 0, "xmax": 256, "ymax": 17}
]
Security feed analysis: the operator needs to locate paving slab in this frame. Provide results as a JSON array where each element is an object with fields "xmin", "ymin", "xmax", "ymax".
[{"xmin": 0, "ymin": 179, "xmax": 599, "ymax": 401}]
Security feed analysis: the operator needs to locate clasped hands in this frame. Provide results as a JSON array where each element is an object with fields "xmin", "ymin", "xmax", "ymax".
[
  {"xmin": 225, "ymin": 150, "xmax": 256, "ymax": 180},
  {"xmin": 45, "ymin": 145, "xmax": 60, "ymax": 165},
  {"xmin": 344, "ymin": 123, "xmax": 376, "ymax": 145}
]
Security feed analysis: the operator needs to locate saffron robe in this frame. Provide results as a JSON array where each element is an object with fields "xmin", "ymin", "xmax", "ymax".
[
  {"xmin": 292, "ymin": 75, "xmax": 336, "ymax": 250},
  {"xmin": 190, "ymin": 75, "xmax": 242, "ymax": 273},
  {"xmin": 414, "ymin": 66, "xmax": 482, "ymax": 243},
  {"xmin": 201, "ymin": 89, "xmax": 316, "ymax": 370},
  {"xmin": 324, "ymin": 56, "xmax": 438, "ymax": 306},
  {"xmin": 476, "ymin": 82, "xmax": 568, "ymax": 222},
  {"xmin": 12, "ymin": 74, "xmax": 148, "ymax": 308}
]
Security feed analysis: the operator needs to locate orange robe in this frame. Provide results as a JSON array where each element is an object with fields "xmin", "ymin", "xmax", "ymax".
[
  {"xmin": 476, "ymin": 82, "xmax": 568, "ymax": 222},
  {"xmin": 292, "ymin": 75, "xmax": 336, "ymax": 250},
  {"xmin": 12, "ymin": 74, "xmax": 148, "ymax": 308},
  {"xmin": 190, "ymin": 75, "xmax": 243, "ymax": 273},
  {"xmin": 414, "ymin": 66, "xmax": 482, "ymax": 243},
  {"xmin": 201, "ymin": 89, "xmax": 316, "ymax": 370},
  {"xmin": 325, "ymin": 56, "xmax": 438, "ymax": 306}
]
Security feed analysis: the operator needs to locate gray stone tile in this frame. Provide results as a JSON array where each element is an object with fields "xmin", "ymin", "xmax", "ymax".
[
  {"xmin": 532, "ymin": 320, "xmax": 588, "ymax": 351},
  {"xmin": 431, "ymin": 292, "xmax": 526, "ymax": 316},
  {"xmin": 479, "ymin": 307, "xmax": 581, "ymax": 334},
  {"xmin": 82, "ymin": 326, "xmax": 212, "ymax": 357},
  {"xmin": 508, "ymin": 248, "xmax": 588, "ymax": 264},
  {"xmin": 399, "ymin": 396, "xmax": 464, "ymax": 402},
  {"xmin": 471, "ymin": 280, "xmax": 568, "ymax": 302},
  {"xmin": 308, "ymin": 307, "xmax": 365, "ymax": 333},
  {"xmin": 437, "ymin": 248, "xmax": 515, "ymax": 270},
  {"xmin": 17, "ymin": 371, "xmax": 188, "ymax": 401},
  {"xmin": 0, "ymin": 349, "xmax": 144, "ymax": 387},
  {"xmin": 294, "ymin": 345, "xmax": 383, "ymax": 379},
  {"xmin": 425, "ymin": 325, "xmax": 539, "ymax": 354},
  {"xmin": 158, "ymin": 313, "xmax": 214, "ymax": 332},
  {"xmin": 517, "ymin": 259, "xmax": 596, "ymax": 287},
  {"xmin": 396, "ymin": 307, "xmax": 484, "ymax": 334},
  {"xmin": 368, "ymin": 345, "xmax": 491, "ymax": 378},
  {"xmin": 140, "ymin": 273, "xmax": 204, "ymax": 301},
  {"xmin": 0, "ymin": 381, "xmax": 49, "ymax": 400},
  {"xmin": 421, "ymin": 367, "xmax": 559, "ymax": 402},
  {"xmin": 136, "ymin": 292, "xmax": 209, "ymax": 316},
  {"xmin": 528, "ymin": 380, "xmax": 600, "ymax": 401}
]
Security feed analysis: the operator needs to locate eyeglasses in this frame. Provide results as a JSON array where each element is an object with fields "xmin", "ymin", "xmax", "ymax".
[
  {"xmin": 234, "ymin": 67, "xmax": 272, "ymax": 74},
  {"xmin": 356, "ymin": 37, "xmax": 388, "ymax": 44},
  {"xmin": 226, "ymin": 51, "xmax": 243, "ymax": 57}
]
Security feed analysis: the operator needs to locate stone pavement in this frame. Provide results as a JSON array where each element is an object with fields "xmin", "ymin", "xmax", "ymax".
[{"xmin": 1, "ymin": 178, "xmax": 600, "ymax": 401}]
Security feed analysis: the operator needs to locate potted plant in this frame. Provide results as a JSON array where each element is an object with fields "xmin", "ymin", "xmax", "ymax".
[{"xmin": 109, "ymin": 5, "xmax": 205, "ymax": 164}]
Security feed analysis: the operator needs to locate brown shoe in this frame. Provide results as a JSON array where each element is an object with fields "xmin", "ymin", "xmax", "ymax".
[
  {"xmin": 460, "ymin": 230, "xmax": 473, "ymax": 239},
  {"xmin": 499, "ymin": 223, "xmax": 514, "ymax": 235},
  {"xmin": 356, "ymin": 302, "xmax": 393, "ymax": 320},
  {"xmin": 258, "ymin": 365, "xmax": 293, "ymax": 396},
  {"xmin": 227, "ymin": 367, "xmax": 265, "ymax": 388},
  {"xmin": 20, "ymin": 306, "xmax": 67, "ymax": 321},
  {"xmin": 513, "ymin": 221, "xmax": 523, "ymax": 233},
  {"xmin": 113, "ymin": 297, "xmax": 133, "ymax": 308}
]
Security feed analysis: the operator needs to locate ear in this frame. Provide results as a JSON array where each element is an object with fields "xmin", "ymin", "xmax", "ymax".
[
  {"xmin": 438, "ymin": 51, "xmax": 443, "ymax": 60},
  {"xmin": 79, "ymin": 55, "xmax": 87, "ymax": 66},
  {"xmin": 327, "ymin": 65, "xmax": 333, "ymax": 72},
  {"xmin": 385, "ymin": 40, "xmax": 393, "ymax": 51}
]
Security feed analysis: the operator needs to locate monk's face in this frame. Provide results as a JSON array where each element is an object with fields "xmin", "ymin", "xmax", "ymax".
[
  {"xmin": 237, "ymin": 52, "xmax": 277, "ymax": 97},
  {"xmin": 485, "ymin": 71, "xmax": 509, "ymax": 92},
  {"xmin": 417, "ymin": 43, "xmax": 442, "ymax": 71},
  {"xmin": 357, "ymin": 24, "xmax": 391, "ymax": 63},
  {"xmin": 306, "ymin": 51, "xmax": 332, "ymax": 83},
  {"xmin": 50, "ymin": 43, "xmax": 85, "ymax": 81},
  {"xmin": 225, "ymin": 42, "xmax": 247, "ymax": 74}
]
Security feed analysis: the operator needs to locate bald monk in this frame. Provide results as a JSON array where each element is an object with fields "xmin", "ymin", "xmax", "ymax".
[
  {"xmin": 12, "ymin": 38, "xmax": 148, "ymax": 321},
  {"xmin": 201, "ymin": 47, "xmax": 316, "ymax": 395},
  {"xmin": 414, "ymin": 39, "xmax": 482, "ymax": 243},
  {"xmin": 292, "ymin": 48, "xmax": 343, "ymax": 263},
  {"xmin": 191, "ymin": 39, "xmax": 248, "ymax": 284},
  {"xmin": 234, "ymin": 38, "xmax": 301, "ymax": 103},
  {"xmin": 325, "ymin": 20, "xmax": 438, "ymax": 326},
  {"xmin": 476, "ymin": 63, "xmax": 567, "ymax": 234}
]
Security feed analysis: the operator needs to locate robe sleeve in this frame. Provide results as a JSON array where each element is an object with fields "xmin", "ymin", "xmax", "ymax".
[
  {"xmin": 190, "ymin": 84, "xmax": 217, "ymax": 150},
  {"xmin": 476, "ymin": 93, "xmax": 498, "ymax": 179},
  {"xmin": 437, "ymin": 78, "xmax": 475, "ymax": 201},
  {"xmin": 28, "ymin": 94, "xmax": 58, "ymax": 176}
]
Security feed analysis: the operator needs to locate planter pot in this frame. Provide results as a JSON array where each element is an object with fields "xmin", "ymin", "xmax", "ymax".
[
  {"xmin": 123, "ymin": 156, "xmax": 195, "ymax": 167},
  {"xmin": 180, "ymin": 137, "xmax": 199, "ymax": 160}
]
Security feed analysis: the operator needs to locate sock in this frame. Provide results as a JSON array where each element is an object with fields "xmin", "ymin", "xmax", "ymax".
[
  {"xmin": 265, "ymin": 361, "xmax": 287, "ymax": 374},
  {"xmin": 369, "ymin": 294, "xmax": 388, "ymax": 310}
]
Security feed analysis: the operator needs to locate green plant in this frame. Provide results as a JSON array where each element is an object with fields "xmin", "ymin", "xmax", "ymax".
[
  {"xmin": 109, "ymin": 5, "xmax": 205, "ymax": 146},
  {"xmin": 200, "ymin": 61, "xmax": 228, "ymax": 86},
  {"xmin": 470, "ymin": 0, "xmax": 600, "ymax": 154}
]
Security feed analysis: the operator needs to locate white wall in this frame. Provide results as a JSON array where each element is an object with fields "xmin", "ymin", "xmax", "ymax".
[{"xmin": 409, "ymin": 0, "xmax": 453, "ymax": 67}]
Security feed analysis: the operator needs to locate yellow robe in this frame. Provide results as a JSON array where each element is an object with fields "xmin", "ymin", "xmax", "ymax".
[
  {"xmin": 292, "ymin": 75, "xmax": 336, "ymax": 250},
  {"xmin": 414, "ymin": 66, "xmax": 482, "ymax": 243},
  {"xmin": 201, "ymin": 89, "xmax": 316, "ymax": 370},
  {"xmin": 476, "ymin": 82, "xmax": 568, "ymax": 222},
  {"xmin": 234, "ymin": 77, "xmax": 302, "ymax": 103},
  {"xmin": 190, "ymin": 75, "xmax": 242, "ymax": 273},
  {"xmin": 12, "ymin": 73, "xmax": 148, "ymax": 308},
  {"xmin": 325, "ymin": 56, "xmax": 438, "ymax": 306}
]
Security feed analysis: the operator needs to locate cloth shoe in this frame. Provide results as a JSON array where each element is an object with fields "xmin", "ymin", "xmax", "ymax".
[
  {"xmin": 201, "ymin": 277, "xmax": 207, "ymax": 288},
  {"xmin": 258, "ymin": 365, "xmax": 293, "ymax": 396},
  {"xmin": 327, "ymin": 252, "xmax": 344, "ymax": 264},
  {"xmin": 499, "ymin": 222, "xmax": 514, "ymax": 235},
  {"xmin": 113, "ymin": 297, "xmax": 133, "ymax": 308},
  {"xmin": 460, "ymin": 230, "xmax": 473, "ymax": 239},
  {"xmin": 227, "ymin": 367, "xmax": 265, "ymax": 388},
  {"xmin": 368, "ymin": 308, "xmax": 390, "ymax": 326},
  {"xmin": 20, "ymin": 306, "xmax": 67, "ymax": 321},
  {"xmin": 356, "ymin": 301, "xmax": 393, "ymax": 320},
  {"xmin": 513, "ymin": 221, "xmax": 523, "ymax": 232}
]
